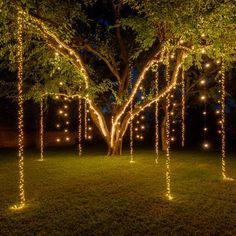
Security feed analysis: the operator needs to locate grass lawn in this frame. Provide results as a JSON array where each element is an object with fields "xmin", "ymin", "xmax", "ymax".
[{"xmin": 0, "ymin": 147, "xmax": 235, "ymax": 235}]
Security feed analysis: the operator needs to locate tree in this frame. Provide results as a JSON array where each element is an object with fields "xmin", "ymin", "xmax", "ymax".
[{"xmin": 0, "ymin": 0, "xmax": 235, "ymax": 155}]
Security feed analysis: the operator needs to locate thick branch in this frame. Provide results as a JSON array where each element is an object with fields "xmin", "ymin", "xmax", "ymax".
[{"xmin": 119, "ymin": 50, "xmax": 187, "ymax": 138}]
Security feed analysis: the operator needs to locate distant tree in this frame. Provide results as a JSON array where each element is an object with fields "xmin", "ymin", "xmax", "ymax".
[{"xmin": 0, "ymin": 0, "xmax": 235, "ymax": 155}]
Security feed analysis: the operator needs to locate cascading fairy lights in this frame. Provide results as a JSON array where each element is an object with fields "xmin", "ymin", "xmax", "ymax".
[
  {"xmin": 11, "ymin": 9, "xmax": 25, "ymax": 210},
  {"xmin": 40, "ymin": 96, "xmax": 44, "ymax": 161},
  {"xmin": 78, "ymin": 95, "xmax": 82, "ymax": 156},
  {"xmin": 181, "ymin": 70, "xmax": 185, "ymax": 147},
  {"xmin": 84, "ymin": 100, "xmax": 88, "ymax": 139},
  {"xmin": 165, "ymin": 56, "xmax": 173, "ymax": 200},
  {"xmin": 220, "ymin": 61, "xmax": 233, "ymax": 181},
  {"xmin": 155, "ymin": 63, "xmax": 159, "ymax": 164},
  {"xmin": 200, "ymin": 74, "xmax": 209, "ymax": 149},
  {"xmin": 130, "ymin": 68, "xmax": 135, "ymax": 163}
]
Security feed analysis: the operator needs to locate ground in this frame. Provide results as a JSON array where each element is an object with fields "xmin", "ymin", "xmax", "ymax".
[{"xmin": 0, "ymin": 147, "xmax": 235, "ymax": 236}]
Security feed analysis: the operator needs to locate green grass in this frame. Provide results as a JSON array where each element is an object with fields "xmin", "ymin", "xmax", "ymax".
[{"xmin": 0, "ymin": 148, "xmax": 236, "ymax": 235}]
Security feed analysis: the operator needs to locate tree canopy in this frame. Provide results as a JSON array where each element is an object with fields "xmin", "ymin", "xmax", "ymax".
[{"xmin": 0, "ymin": 0, "xmax": 235, "ymax": 154}]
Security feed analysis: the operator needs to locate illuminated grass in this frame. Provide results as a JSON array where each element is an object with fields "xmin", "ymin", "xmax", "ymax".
[{"xmin": 0, "ymin": 148, "xmax": 235, "ymax": 235}]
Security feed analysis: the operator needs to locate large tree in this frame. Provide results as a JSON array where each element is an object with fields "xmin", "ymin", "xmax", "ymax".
[{"xmin": 0, "ymin": 0, "xmax": 235, "ymax": 155}]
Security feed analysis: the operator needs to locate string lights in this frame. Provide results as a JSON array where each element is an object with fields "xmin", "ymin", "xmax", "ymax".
[
  {"xmin": 155, "ymin": 63, "xmax": 159, "ymax": 164},
  {"xmin": 181, "ymin": 70, "xmax": 185, "ymax": 147},
  {"xmin": 84, "ymin": 100, "xmax": 88, "ymax": 139},
  {"xmin": 200, "ymin": 74, "xmax": 209, "ymax": 149},
  {"xmin": 165, "ymin": 56, "xmax": 173, "ymax": 200},
  {"xmin": 220, "ymin": 61, "xmax": 233, "ymax": 181},
  {"xmin": 11, "ymin": 9, "xmax": 25, "ymax": 210},
  {"xmin": 78, "ymin": 95, "xmax": 82, "ymax": 156},
  {"xmin": 39, "ymin": 96, "xmax": 44, "ymax": 161},
  {"xmin": 130, "ymin": 68, "xmax": 135, "ymax": 163}
]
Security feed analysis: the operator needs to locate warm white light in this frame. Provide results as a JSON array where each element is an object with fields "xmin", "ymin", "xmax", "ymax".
[
  {"xmin": 205, "ymin": 63, "xmax": 210, "ymax": 68},
  {"xmin": 59, "ymin": 81, "xmax": 63, "ymax": 86},
  {"xmin": 200, "ymin": 79, "xmax": 206, "ymax": 85},
  {"xmin": 56, "ymin": 138, "xmax": 61, "ymax": 142},
  {"xmin": 59, "ymin": 110, "xmax": 63, "ymax": 114},
  {"xmin": 201, "ymin": 95, "xmax": 206, "ymax": 101},
  {"xmin": 201, "ymin": 48, "xmax": 206, "ymax": 54},
  {"xmin": 203, "ymin": 142, "xmax": 209, "ymax": 149}
]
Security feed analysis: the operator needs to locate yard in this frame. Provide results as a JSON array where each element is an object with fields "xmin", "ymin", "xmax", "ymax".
[{"xmin": 0, "ymin": 148, "xmax": 235, "ymax": 235}]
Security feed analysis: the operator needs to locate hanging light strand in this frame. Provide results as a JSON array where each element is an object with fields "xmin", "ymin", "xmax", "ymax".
[
  {"xmin": 165, "ymin": 56, "xmax": 173, "ymax": 200},
  {"xmin": 155, "ymin": 63, "xmax": 159, "ymax": 164},
  {"xmin": 78, "ymin": 95, "xmax": 82, "ymax": 156},
  {"xmin": 220, "ymin": 61, "xmax": 233, "ymax": 181},
  {"xmin": 130, "ymin": 67, "xmax": 134, "ymax": 163},
  {"xmin": 12, "ymin": 9, "xmax": 25, "ymax": 209},
  {"xmin": 84, "ymin": 100, "xmax": 88, "ymax": 139},
  {"xmin": 181, "ymin": 69, "xmax": 185, "ymax": 147},
  {"xmin": 40, "ymin": 96, "xmax": 44, "ymax": 161}
]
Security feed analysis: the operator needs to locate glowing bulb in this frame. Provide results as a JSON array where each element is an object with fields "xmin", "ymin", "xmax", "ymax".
[
  {"xmin": 59, "ymin": 81, "xmax": 63, "ymax": 86},
  {"xmin": 203, "ymin": 142, "xmax": 209, "ymax": 149},
  {"xmin": 56, "ymin": 138, "xmax": 61, "ymax": 142},
  {"xmin": 205, "ymin": 63, "xmax": 210, "ymax": 68},
  {"xmin": 141, "ymin": 126, "xmax": 145, "ymax": 130},
  {"xmin": 203, "ymin": 127, "xmax": 208, "ymax": 131},
  {"xmin": 64, "ymin": 129, "xmax": 68, "ymax": 133},
  {"xmin": 180, "ymin": 39, "xmax": 184, "ymax": 44},
  {"xmin": 203, "ymin": 111, "xmax": 206, "ymax": 115},
  {"xmin": 141, "ymin": 116, "xmax": 145, "ymax": 119},
  {"xmin": 201, "ymin": 95, "xmax": 206, "ymax": 101},
  {"xmin": 135, "ymin": 127, "xmax": 138, "ymax": 131},
  {"xmin": 141, "ymin": 96, "xmax": 145, "ymax": 100},
  {"xmin": 59, "ymin": 45, "xmax": 62, "ymax": 48},
  {"xmin": 201, "ymin": 33, "xmax": 205, "ymax": 37},
  {"xmin": 200, "ymin": 79, "xmax": 206, "ymax": 85},
  {"xmin": 59, "ymin": 110, "xmax": 63, "ymax": 114},
  {"xmin": 171, "ymin": 137, "xmax": 175, "ymax": 141},
  {"xmin": 55, "ymin": 96, "xmax": 59, "ymax": 99},
  {"xmin": 88, "ymin": 135, "xmax": 92, "ymax": 140},
  {"xmin": 55, "ymin": 52, "xmax": 59, "ymax": 56},
  {"xmin": 56, "ymin": 124, "xmax": 60, "ymax": 128},
  {"xmin": 88, "ymin": 126, "xmax": 92, "ymax": 130},
  {"xmin": 216, "ymin": 110, "xmax": 220, "ymax": 114},
  {"xmin": 201, "ymin": 48, "xmax": 206, "ymax": 54},
  {"xmin": 64, "ymin": 113, "xmax": 68, "ymax": 117},
  {"xmin": 66, "ymin": 137, "xmax": 70, "ymax": 141}
]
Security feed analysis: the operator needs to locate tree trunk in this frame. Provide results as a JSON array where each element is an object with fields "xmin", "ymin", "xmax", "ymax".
[{"xmin": 107, "ymin": 138, "xmax": 123, "ymax": 156}]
